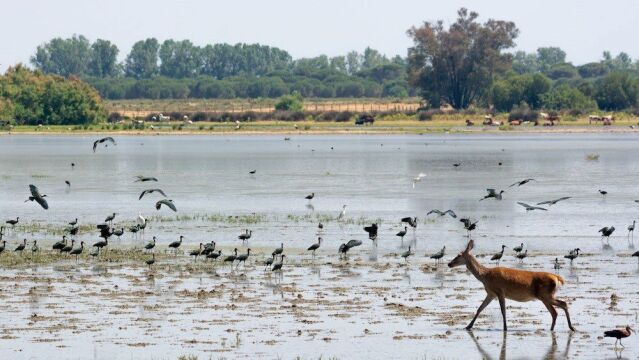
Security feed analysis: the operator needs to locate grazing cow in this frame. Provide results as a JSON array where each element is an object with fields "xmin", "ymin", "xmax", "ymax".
[
  {"xmin": 355, "ymin": 114, "xmax": 375, "ymax": 126},
  {"xmin": 465, "ymin": 119, "xmax": 474, "ymax": 126}
]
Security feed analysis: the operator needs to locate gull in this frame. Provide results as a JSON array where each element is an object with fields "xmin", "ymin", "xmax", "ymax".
[{"xmin": 517, "ymin": 202, "xmax": 548, "ymax": 211}]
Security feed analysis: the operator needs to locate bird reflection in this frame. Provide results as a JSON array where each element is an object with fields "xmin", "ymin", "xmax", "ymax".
[
  {"xmin": 368, "ymin": 244, "xmax": 378, "ymax": 262},
  {"xmin": 305, "ymin": 203, "xmax": 315, "ymax": 212}
]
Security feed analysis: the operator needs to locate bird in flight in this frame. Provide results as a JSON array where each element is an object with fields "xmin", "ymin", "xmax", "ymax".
[
  {"xmin": 412, "ymin": 173, "xmax": 426, "ymax": 188},
  {"xmin": 26, "ymin": 184, "xmax": 48, "ymax": 210},
  {"xmin": 536, "ymin": 197, "xmax": 571, "ymax": 206},
  {"xmin": 480, "ymin": 189, "xmax": 504, "ymax": 201},
  {"xmin": 92, "ymin": 137, "xmax": 116, "ymax": 152},
  {"xmin": 135, "ymin": 176, "xmax": 158, "ymax": 182},
  {"xmin": 509, "ymin": 178, "xmax": 536, "ymax": 188},
  {"xmin": 517, "ymin": 202, "xmax": 548, "ymax": 211},
  {"xmin": 427, "ymin": 209, "xmax": 457, "ymax": 218},
  {"xmin": 155, "ymin": 199, "xmax": 177, "ymax": 212},
  {"xmin": 139, "ymin": 188, "xmax": 168, "ymax": 200}
]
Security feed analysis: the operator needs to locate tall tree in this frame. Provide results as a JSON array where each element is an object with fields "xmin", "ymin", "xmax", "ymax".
[
  {"xmin": 159, "ymin": 39, "xmax": 201, "ymax": 78},
  {"xmin": 536, "ymin": 47, "xmax": 566, "ymax": 72},
  {"xmin": 88, "ymin": 39, "xmax": 120, "ymax": 77},
  {"xmin": 125, "ymin": 38, "xmax": 159, "ymax": 79},
  {"xmin": 407, "ymin": 8, "xmax": 518, "ymax": 109},
  {"xmin": 30, "ymin": 35, "xmax": 91, "ymax": 76}
]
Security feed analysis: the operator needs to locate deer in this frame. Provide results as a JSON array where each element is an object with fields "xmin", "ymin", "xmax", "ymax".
[{"xmin": 448, "ymin": 240, "xmax": 576, "ymax": 332}]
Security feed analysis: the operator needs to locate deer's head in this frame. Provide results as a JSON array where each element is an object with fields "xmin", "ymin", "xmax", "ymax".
[{"xmin": 448, "ymin": 240, "xmax": 474, "ymax": 268}]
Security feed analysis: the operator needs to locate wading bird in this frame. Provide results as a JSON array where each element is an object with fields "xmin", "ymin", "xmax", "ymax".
[
  {"xmin": 69, "ymin": 218, "xmax": 78, "ymax": 226},
  {"xmin": 448, "ymin": 240, "xmax": 576, "ymax": 332},
  {"xmin": 480, "ymin": 189, "xmax": 504, "ymax": 201},
  {"xmin": 401, "ymin": 217, "xmax": 418, "ymax": 228},
  {"xmin": 427, "ymin": 209, "xmax": 457, "ymax": 218},
  {"xmin": 61, "ymin": 240, "xmax": 74, "ymax": 255},
  {"xmin": 396, "ymin": 226, "xmax": 407, "ymax": 241},
  {"xmin": 604, "ymin": 326, "xmax": 633, "ymax": 348},
  {"xmin": 145, "ymin": 254, "xmax": 155, "ymax": 268},
  {"xmin": 537, "ymin": 197, "xmax": 571, "ymax": 206},
  {"xmin": 401, "ymin": 246, "xmax": 413, "ymax": 262},
  {"xmin": 249, "ymin": 170, "xmax": 256, "ymax": 174},
  {"xmin": 363, "ymin": 223, "xmax": 378, "ymax": 240},
  {"xmin": 263, "ymin": 254, "xmax": 275, "ymax": 270},
  {"xmin": 460, "ymin": 218, "xmax": 478, "ymax": 236},
  {"xmin": 105, "ymin": 213, "xmax": 116, "ymax": 224},
  {"xmin": 135, "ymin": 176, "xmax": 158, "ymax": 182},
  {"xmin": 491, "ymin": 245, "xmax": 507, "ymax": 264},
  {"xmin": 412, "ymin": 173, "xmax": 426, "ymax": 188},
  {"xmin": 139, "ymin": 188, "xmax": 167, "ymax": 200},
  {"xmin": 307, "ymin": 237, "xmax": 322, "ymax": 258},
  {"xmin": 509, "ymin": 178, "xmax": 536, "ymax": 188},
  {"xmin": 26, "ymin": 185, "xmax": 48, "ymax": 209},
  {"xmin": 430, "ymin": 246, "xmax": 446, "ymax": 263},
  {"xmin": 206, "ymin": 250, "xmax": 222, "ymax": 263},
  {"xmin": 599, "ymin": 189, "xmax": 608, "ymax": 196},
  {"xmin": 156, "ymin": 199, "xmax": 177, "ymax": 212},
  {"xmin": 93, "ymin": 137, "xmax": 116, "ymax": 152},
  {"xmin": 628, "ymin": 220, "xmax": 635, "ymax": 242},
  {"xmin": 272, "ymin": 254, "xmax": 285, "ymax": 272},
  {"xmin": 0, "ymin": 240, "xmax": 5, "ymax": 255},
  {"xmin": 168, "ymin": 236, "xmax": 183, "ymax": 254},
  {"xmin": 305, "ymin": 193, "xmax": 315, "ymax": 201},
  {"xmin": 337, "ymin": 205, "xmax": 347, "ymax": 221},
  {"xmin": 272, "ymin": 243, "xmax": 284, "ymax": 257},
  {"xmin": 65, "ymin": 180, "xmax": 71, "ymax": 187},
  {"xmin": 53, "ymin": 236, "xmax": 67, "ymax": 250},
  {"xmin": 92, "ymin": 238, "xmax": 108, "ymax": 255},
  {"xmin": 516, "ymin": 250, "xmax": 528, "ymax": 262},
  {"xmin": 238, "ymin": 230, "xmax": 252, "ymax": 243},
  {"xmin": 235, "ymin": 249, "xmax": 251, "ymax": 268},
  {"xmin": 599, "ymin": 226, "xmax": 615, "ymax": 243},
  {"xmin": 517, "ymin": 202, "xmax": 548, "ymax": 211},
  {"xmin": 223, "ymin": 248, "xmax": 238, "ymax": 268},
  {"xmin": 189, "ymin": 243, "xmax": 203, "ymax": 261},
  {"xmin": 113, "ymin": 228, "xmax": 124, "ymax": 240},
  {"xmin": 70, "ymin": 241, "xmax": 84, "ymax": 261},
  {"xmin": 564, "ymin": 249, "xmax": 580, "ymax": 265},
  {"xmin": 31, "ymin": 240, "xmax": 38, "ymax": 257},
  {"xmin": 554, "ymin": 258, "xmax": 561, "ymax": 270},
  {"xmin": 513, "ymin": 243, "xmax": 524, "ymax": 253},
  {"xmin": 14, "ymin": 239, "xmax": 27, "ymax": 255},
  {"xmin": 144, "ymin": 237, "xmax": 156, "ymax": 252},
  {"xmin": 6, "ymin": 217, "xmax": 19, "ymax": 228}
]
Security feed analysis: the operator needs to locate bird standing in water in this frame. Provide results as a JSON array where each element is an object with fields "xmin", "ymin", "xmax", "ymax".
[{"xmin": 604, "ymin": 326, "xmax": 633, "ymax": 348}]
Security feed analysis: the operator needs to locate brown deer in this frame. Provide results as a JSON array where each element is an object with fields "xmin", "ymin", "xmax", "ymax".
[{"xmin": 448, "ymin": 240, "xmax": 576, "ymax": 332}]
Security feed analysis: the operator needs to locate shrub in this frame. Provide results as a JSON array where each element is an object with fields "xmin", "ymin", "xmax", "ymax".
[
  {"xmin": 107, "ymin": 112, "xmax": 123, "ymax": 123},
  {"xmin": 417, "ymin": 109, "xmax": 441, "ymax": 121},
  {"xmin": 508, "ymin": 103, "xmax": 539, "ymax": 122},
  {"xmin": 335, "ymin": 111, "xmax": 353, "ymax": 122},
  {"xmin": 274, "ymin": 92, "xmax": 303, "ymax": 111}
]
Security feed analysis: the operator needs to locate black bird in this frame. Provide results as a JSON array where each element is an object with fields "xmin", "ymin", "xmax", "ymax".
[
  {"xmin": 144, "ymin": 236, "xmax": 156, "ymax": 252},
  {"xmin": 599, "ymin": 189, "xmax": 608, "ymax": 196},
  {"xmin": 26, "ymin": 185, "xmax": 48, "ymax": 209},
  {"xmin": 224, "ymin": 248, "xmax": 238, "ymax": 267},
  {"xmin": 318, "ymin": 222, "xmax": 324, "ymax": 230},
  {"xmin": 513, "ymin": 243, "xmax": 524, "ymax": 253},
  {"xmin": 401, "ymin": 246, "xmax": 413, "ymax": 262},
  {"xmin": 189, "ymin": 243, "xmax": 203, "ymax": 261},
  {"xmin": 0, "ymin": 240, "xmax": 5, "ymax": 255},
  {"xmin": 61, "ymin": 239, "xmax": 74, "ymax": 254},
  {"xmin": 65, "ymin": 180, "xmax": 71, "ymax": 187},
  {"xmin": 628, "ymin": 220, "xmax": 636, "ymax": 241},
  {"xmin": 516, "ymin": 250, "xmax": 528, "ymax": 262},
  {"xmin": 554, "ymin": 258, "xmax": 561, "ymax": 270},
  {"xmin": 92, "ymin": 238, "xmax": 108, "ymax": 254},
  {"xmin": 14, "ymin": 238, "xmax": 27, "ymax": 255},
  {"xmin": 6, "ymin": 217, "xmax": 19, "ymax": 228},
  {"xmin": 201, "ymin": 241, "xmax": 216, "ymax": 255},
  {"xmin": 135, "ymin": 176, "xmax": 158, "ymax": 182},
  {"xmin": 632, "ymin": 251, "xmax": 639, "ymax": 260},
  {"xmin": 453, "ymin": 162, "xmax": 462, "ymax": 167},
  {"xmin": 401, "ymin": 217, "xmax": 418, "ymax": 228},
  {"xmin": 517, "ymin": 202, "xmax": 548, "ymax": 211},
  {"xmin": 105, "ymin": 213, "xmax": 116, "ymax": 223},
  {"xmin": 263, "ymin": 254, "xmax": 275, "ymax": 270},
  {"xmin": 427, "ymin": 209, "xmax": 457, "ymax": 218},
  {"xmin": 145, "ymin": 254, "xmax": 155, "ymax": 268},
  {"xmin": 71, "ymin": 162, "xmax": 75, "ymax": 169},
  {"xmin": 155, "ymin": 199, "xmax": 177, "ymax": 212},
  {"xmin": 396, "ymin": 227, "xmax": 408, "ymax": 241},
  {"xmin": 430, "ymin": 246, "xmax": 445, "ymax": 263},
  {"xmin": 52, "ymin": 236, "xmax": 67, "ymax": 250},
  {"xmin": 206, "ymin": 250, "xmax": 222, "ymax": 262},
  {"xmin": 536, "ymin": 197, "xmax": 571, "ymax": 206},
  {"xmin": 168, "ymin": 236, "xmax": 183, "ymax": 254},
  {"xmin": 238, "ymin": 230, "xmax": 252, "ymax": 243},
  {"xmin": 93, "ymin": 137, "xmax": 116, "ymax": 152},
  {"xmin": 68, "ymin": 218, "xmax": 78, "ymax": 226},
  {"xmin": 68, "ymin": 226, "xmax": 79, "ymax": 236},
  {"xmin": 338, "ymin": 243, "xmax": 351, "ymax": 259},
  {"xmin": 139, "ymin": 188, "xmax": 168, "ymax": 200},
  {"xmin": 305, "ymin": 193, "xmax": 315, "ymax": 200},
  {"xmin": 508, "ymin": 178, "xmax": 536, "ymax": 188},
  {"xmin": 345, "ymin": 239, "xmax": 362, "ymax": 248},
  {"xmin": 599, "ymin": 226, "xmax": 615, "ymax": 242},
  {"xmin": 363, "ymin": 223, "xmax": 378, "ymax": 240},
  {"xmin": 113, "ymin": 228, "xmax": 124, "ymax": 240},
  {"xmin": 31, "ymin": 241, "xmax": 39, "ymax": 258},
  {"xmin": 271, "ymin": 255, "xmax": 285, "ymax": 272},
  {"xmin": 249, "ymin": 170, "xmax": 256, "ymax": 174},
  {"xmin": 564, "ymin": 248, "xmax": 580, "ymax": 264},
  {"xmin": 480, "ymin": 189, "xmax": 504, "ymax": 201},
  {"xmin": 70, "ymin": 241, "xmax": 84, "ymax": 261},
  {"xmin": 604, "ymin": 326, "xmax": 633, "ymax": 348},
  {"xmin": 307, "ymin": 237, "xmax": 322, "ymax": 257},
  {"xmin": 491, "ymin": 245, "xmax": 507, "ymax": 264},
  {"xmin": 272, "ymin": 243, "xmax": 284, "ymax": 257},
  {"xmin": 460, "ymin": 218, "xmax": 478, "ymax": 235},
  {"xmin": 235, "ymin": 249, "xmax": 251, "ymax": 268}
]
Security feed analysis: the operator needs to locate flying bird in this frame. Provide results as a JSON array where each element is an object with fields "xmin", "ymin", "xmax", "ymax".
[
  {"xmin": 480, "ymin": 188, "xmax": 504, "ymax": 201},
  {"xmin": 508, "ymin": 178, "xmax": 536, "ymax": 188},
  {"xmin": 139, "ymin": 188, "xmax": 168, "ymax": 200},
  {"xmin": 517, "ymin": 202, "xmax": 548, "ymax": 211},
  {"xmin": 65, "ymin": 180, "xmax": 71, "ymax": 187},
  {"xmin": 156, "ymin": 199, "xmax": 177, "ymax": 212},
  {"xmin": 26, "ymin": 184, "xmax": 48, "ymax": 209},
  {"xmin": 427, "ymin": 209, "xmax": 457, "ymax": 218},
  {"xmin": 536, "ymin": 197, "xmax": 571, "ymax": 206},
  {"xmin": 135, "ymin": 176, "xmax": 158, "ymax": 182},
  {"xmin": 412, "ymin": 173, "xmax": 426, "ymax": 188},
  {"xmin": 92, "ymin": 137, "xmax": 116, "ymax": 152}
]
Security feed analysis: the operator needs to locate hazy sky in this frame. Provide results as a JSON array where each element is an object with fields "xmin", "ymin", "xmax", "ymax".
[{"xmin": 2, "ymin": 0, "xmax": 638, "ymax": 71}]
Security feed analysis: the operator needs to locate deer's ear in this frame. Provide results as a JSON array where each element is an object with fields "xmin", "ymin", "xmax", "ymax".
[{"xmin": 465, "ymin": 240, "xmax": 474, "ymax": 253}]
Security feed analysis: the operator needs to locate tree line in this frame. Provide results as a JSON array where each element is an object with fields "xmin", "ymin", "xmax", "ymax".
[
  {"xmin": 407, "ymin": 8, "xmax": 639, "ymax": 112},
  {"xmin": 30, "ymin": 35, "xmax": 413, "ymax": 99}
]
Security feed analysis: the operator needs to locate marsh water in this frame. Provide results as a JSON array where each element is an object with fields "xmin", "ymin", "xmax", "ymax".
[{"xmin": 0, "ymin": 134, "xmax": 638, "ymax": 359}]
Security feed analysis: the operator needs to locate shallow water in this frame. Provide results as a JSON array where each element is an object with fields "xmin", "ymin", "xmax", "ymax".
[{"xmin": 0, "ymin": 134, "xmax": 638, "ymax": 359}]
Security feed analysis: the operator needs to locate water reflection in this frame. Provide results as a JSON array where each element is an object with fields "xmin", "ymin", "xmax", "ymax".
[{"xmin": 467, "ymin": 330, "xmax": 573, "ymax": 360}]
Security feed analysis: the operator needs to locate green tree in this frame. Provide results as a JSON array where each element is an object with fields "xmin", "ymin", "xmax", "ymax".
[
  {"xmin": 594, "ymin": 72, "xmax": 639, "ymax": 110},
  {"xmin": 274, "ymin": 92, "xmax": 303, "ymax": 111},
  {"xmin": 159, "ymin": 39, "xmax": 201, "ymax": 78},
  {"xmin": 578, "ymin": 62, "xmax": 608, "ymax": 78},
  {"xmin": 407, "ymin": 8, "xmax": 518, "ymax": 109},
  {"xmin": 544, "ymin": 63, "xmax": 578, "ymax": 80},
  {"xmin": 512, "ymin": 51, "xmax": 540, "ymax": 74},
  {"xmin": 125, "ymin": 38, "xmax": 160, "ymax": 79},
  {"xmin": 88, "ymin": 39, "xmax": 120, "ymax": 77},
  {"xmin": 30, "ymin": 35, "xmax": 91, "ymax": 76},
  {"xmin": 491, "ymin": 73, "xmax": 551, "ymax": 111},
  {"xmin": 536, "ymin": 47, "xmax": 566, "ymax": 72},
  {"xmin": 541, "ymin": 84, "xmax": 596, "ymax": 111}
]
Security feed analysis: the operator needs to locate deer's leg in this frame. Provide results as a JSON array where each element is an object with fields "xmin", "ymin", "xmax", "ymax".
[
  {"xmin": 541, "ymin": 299, "xmax": 558, "ymax": 330},
  {"xmin": 552, "ymin": 298, "xmax": 576, "ymax": 331},
  {"xmin": 466, "ymin": 294, "xmax": 494, "ymax": 330},
  {"xmin": 498, "ymin": 295, "xmax": 507, "ymax": 331}
]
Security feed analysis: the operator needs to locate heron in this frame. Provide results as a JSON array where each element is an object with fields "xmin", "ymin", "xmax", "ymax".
[
  {"xmin": 427, "ymin": 209, "xmax": 457, "ymax": 218},
  {"xmin": 156, "ymin": 199, "xmax": 177, "ymax": 212},
  {"xmin": 307, "ymin": 237, "xmax": 322, "ymax": 258},
  {"xmin": 337, "ymin": 205, "xmax": 347, "ymax": 221},
  {"xmin": 139, "ymin": 189, "xmax": 167, "ymax": 200},
  {"xmin": 135, "ymin": 176, "xmax": 158, "ymax": 182},
  {"xmin": 536, "ymin": 197, "xmax": 571, "ymax": 206},
  {"xmin": 92, "ymin": 137, "xmax": 116, "ymax": 152},
  {"xmin": 517, "ymin": 202, "xmax": 548, "ymax": 211},
  {"xmin": 480, "ymin": 189, "xmax": 504, "ymax": 201},
  {"xmin": 508, "ymin": 178, "xmax": 536, "ymax": 188},
  {"xmin": 26, "ymin": 185, "xmax": 48, "ymax": 209}
]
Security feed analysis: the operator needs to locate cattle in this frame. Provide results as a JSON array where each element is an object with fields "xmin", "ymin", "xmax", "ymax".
[{"xmin": 355, "ymin": 114, "xmax": 375, "ymax": 126}]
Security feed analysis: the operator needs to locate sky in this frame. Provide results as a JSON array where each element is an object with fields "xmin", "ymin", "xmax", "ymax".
[{"xmin": 1, "ymin": 0, "xmax": 638, "ymax": 72}]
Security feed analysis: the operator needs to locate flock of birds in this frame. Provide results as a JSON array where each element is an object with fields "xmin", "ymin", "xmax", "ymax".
[{"xmin": 0, "ymin": 136, "xmax": 636, "ymax": 348}]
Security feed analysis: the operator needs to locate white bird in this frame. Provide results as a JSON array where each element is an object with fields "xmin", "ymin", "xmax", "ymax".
[
  {"xmin": 338, "ymin": 205, "xmax": 347, "ymax": 221},
  {"xmin": 412, "ymin": 173, "xmax": 426, "ymax": 188},
  {"xmin": 137, "ymin": 212, "xmax": 145, "ymax": 225}
]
